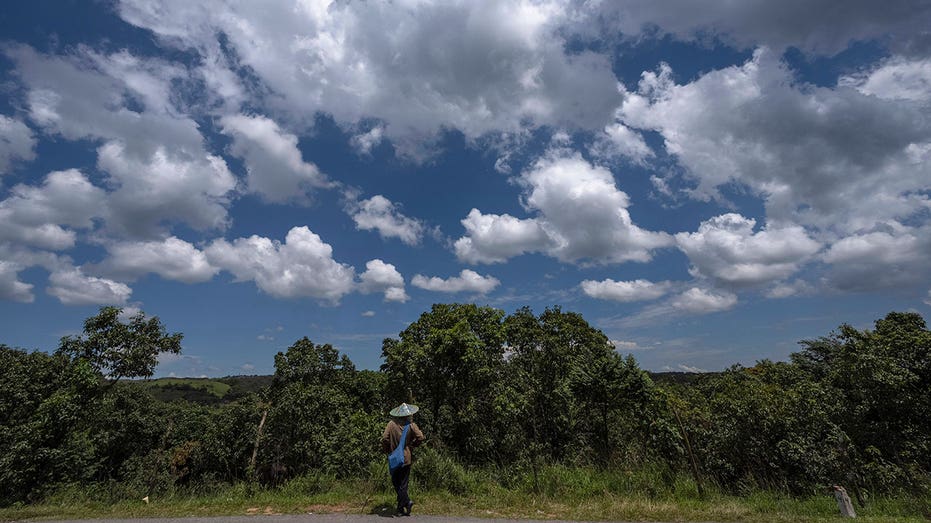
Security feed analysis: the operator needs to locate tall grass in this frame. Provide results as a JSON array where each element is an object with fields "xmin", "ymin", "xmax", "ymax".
[{"xmin": 3, "ymin": 459, "xmax": 929, "ymax": 522}]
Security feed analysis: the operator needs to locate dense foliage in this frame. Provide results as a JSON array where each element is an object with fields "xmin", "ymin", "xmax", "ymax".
[{"xmin": 1, "ymin": 305, "xmax": 929, "ymax": 506}]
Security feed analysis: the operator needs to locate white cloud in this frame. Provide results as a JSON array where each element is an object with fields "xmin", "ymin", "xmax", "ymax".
[
  {"xmin": 581, "ymin": 278, "xmax": 672, "ymax": 302},
  {"xmin": 598, "ymin": 1, "xmax": 931, "ymax": 55},
  {"xmin": 7, "ymin": 45, "xmax": 237, "ymax": 239},
  {"xmin": 589, "ymin": 122, "xmax": 653, "ymax": 163},
  {"xmin": 455, "ymin": 151, "xmax": 673, "ymax": 265},
  {"xmin": 348, "ymin": 195, "xmax": 424, "ymax": 245},
  {"xmin": 521, "ymin": 153, "xmax": 671, "ymax": 263},
  {"xmin": 765, "ymin": 280, "xmax": 813, "ymax": 299},
  {"xmin": 96, "ymin": 236, "xmax": 218, "ymax": 283},
  {"xmin": 117, "ymin": 305, "xmax": 143, "ymax": 321},
  {"xmin": 47, "ymin": 266, "xmax": 132, "ymax": 305},
  {"xmin": 117, "ymin": 0, "xmax": 622, "ymax": 155},
  {"xmin": 257, "ymin": 334, "xmax": 274, "ymax": 341},
  {"xmin": 520, "ymin": 152, "xmax": 673, "ymax": 263},
  {"xmin": 350, "ymin": 125, "xmax": 384, "ymax": 155},
  {"xmin": 359, "ymin": 259, "xmax": 408, "ymax": 302},
  {"xmin": 670, "ymin": 287, "xmax": 738, "ymax": 314},
  {"xmin": 610, "ymin": 339, "xmax": 650, "ymax": 351},
  {"xmin": 361, "ymin": 310, "xmax": 376, "ymax": 317},
  {"xmin": 677, "ymin": 364, "xmax": 707, "ymax": 374},
  {"xmin": 0, "ymin": 260, "xmax": 34, "ymax": 303},
  {"xmin": 0, "ymin": 169, "xmax": 107, "ymax": 250},
  {"xmin": 0, "ymin": 115, "xmax": 37, "ymax": 174},
  {"xmin": 841, "ymin": 56, "xmax": 931, "ymax": 102},
  {"xmin": 925, "ymin": 289, "xmax": 931, "ymax": 307},
  {"xmin": 97, "ymin": 141, "xmax": 235, "ymax": 238},
  {"xmin": 608, "ymin": 286, "xmax": 738, "ymax": 329},
  {"xmin": 454, "ymin": 209, "xmax": 552, "ymax": 264},
  {"xmin": 821, "ymin": 224, "xmax": 931, "ymax": 291},
  {"xmin": 675, "ymin": 213, "xmax": 821, "ymax": 287},
  {"xmin": 220, "ymin": 114, "xmax": 329, "ymax": 203},
  {"xmin": 205, "ymin": 226, "xmax": 356, "ymax": 302},
  {"xmin": 620, "ymin": 49, "xmax": 931, "ymax": 236},
  {"xmin": 411, "ymin": 269, "xmax": 500, "ymax": 294}
]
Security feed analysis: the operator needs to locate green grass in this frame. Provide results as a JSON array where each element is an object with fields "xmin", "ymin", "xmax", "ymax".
[{"xmin": 2, "ymin": 467, "xmax": 928, "ymax": 522}]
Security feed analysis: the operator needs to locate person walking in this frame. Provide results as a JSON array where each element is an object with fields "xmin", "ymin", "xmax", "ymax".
[{"xmin": 381, "ymin": 402, "xmax": 425, "ymax": 516}]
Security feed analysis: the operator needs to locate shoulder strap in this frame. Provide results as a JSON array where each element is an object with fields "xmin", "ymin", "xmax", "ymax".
[{"xmin": 398, "ymin": 422, "xmax": 410, "ymax": 448}]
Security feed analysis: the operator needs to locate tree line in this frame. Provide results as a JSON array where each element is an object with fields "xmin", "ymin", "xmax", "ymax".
[{"xmin": 1, "ymin": 304, "xmax": 929, "ymax": 505}]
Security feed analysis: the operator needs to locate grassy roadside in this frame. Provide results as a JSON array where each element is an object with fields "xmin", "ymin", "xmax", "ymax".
[{"xmin": 1, "ymin": 478, "xmax": 928, "ymax": 522}]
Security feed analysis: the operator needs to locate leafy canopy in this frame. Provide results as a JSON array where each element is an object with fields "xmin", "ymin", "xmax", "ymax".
[{"xmin": 57, "ymin": 306, "xmax": 183, "ymax": 382}]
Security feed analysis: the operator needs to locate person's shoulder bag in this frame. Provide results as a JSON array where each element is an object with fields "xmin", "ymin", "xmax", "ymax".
[{"xmin": 388, "ymin": 422, "xmax": 410, "ymax": 471}]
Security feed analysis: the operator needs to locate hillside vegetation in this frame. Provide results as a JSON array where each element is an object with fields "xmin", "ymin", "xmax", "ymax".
[{"xmin": 1, "ymin": 304, "xmax": 929, "ymax": 521}]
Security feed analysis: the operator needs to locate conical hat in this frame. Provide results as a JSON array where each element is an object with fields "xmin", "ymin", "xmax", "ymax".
[{"xmin": 389, "ymin": 402, "xmax": 419, "ymax": 417}]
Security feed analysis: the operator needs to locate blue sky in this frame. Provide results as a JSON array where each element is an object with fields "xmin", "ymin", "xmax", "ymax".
[{"xmin": 1, "ymin": 0, "xmax": 930, "ymax": 376}]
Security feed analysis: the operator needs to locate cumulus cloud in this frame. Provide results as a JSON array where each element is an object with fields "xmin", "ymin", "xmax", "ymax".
[
  {"xmin": 455, "ymin": 151, "xmax": 672, "ymax": 265},
  {"xmin": 347, "ymin": 195, "xmax": 424, "ymax": 245},
  {"xmin": 0, "ymin": 115, "xmax": 37, "ymax": 174},
  {"xmin": 675, "ymin": 213, "xmax": 821, "ymax": 287},
  {"xmin": 0, "ymin": 169, "xmax": 107, "ymax": 250},
  {"xmin": 118, "ymin": 0, "xmax": 622, "ymax": 155},
  {"xmin": 0, "ymin": 260, "xmax": 34, "ymax": 302},
  {"xmin": 205, "ymin": 226, "xmax": 355, "ymax": 302},
  {"xmin": 351, "ymin": 126, "xmax": 385, "ymax": 155},
  {"xmin": 821, "ymin": 224, "xmax": 931, "ymax": 291},
  {"xmin": 765, "ymin": 280, "xmax": 813, "ymax": 299},
  {"xmin": 670, "ymin": 287, "xmax": 738, "ymax": 314},
  {"xmin": 95, "ymin": 237, "xmax": 218, "ymax": 283},
  {"xmin": 589, "ymin": 122, "xmax": 653, "ymax": 163},
  {"xmin": 359, "ymin": 259, "xmax": 408, "ymax": 302},
  {"xmin": 581, "ymin": 278, "xmax": 672, "ymax": 302},
  {"xmin": 411, "ymin": 269, "xmax": 500, "ymax": 294},
  {"xmin": 47, "ymin": 266, "xmax": 132, "ymax": 305},
  {"xmin": 598, "ymin": 0, "xmax": 931, "ymax": 55},
  {"xmin": 97, "ymin": 141, "xmax": 235, "ymax": 238},
  {"xmin": 7, "ymin": 45, "xmax": 237, "ymax": 238},
  {"xmin": 841, "ymin": 56, "xmax": 931, "ymax": 103},
  {"xmin": 620, "ymin": 49, "xmax": 931, "ymax": 235},
  {"xmin": 0, "ymin": 244, "xmax": 67, "ymax": 303},
  {"xmin": 220, "ymin": 114, "xmax": 329, "ymax": 203},
  {"xmin": 454, "ymin": 209, "xmax": 552, "ymax": 264},
  {"xmin": 607, "ymin": 286, "xmax": 738, "ymax": 329}
]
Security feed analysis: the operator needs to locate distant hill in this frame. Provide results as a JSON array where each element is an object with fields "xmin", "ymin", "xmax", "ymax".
[
  {"xmin": 647, "ymin": 371, "xmax": 718, "ymax": 385},
  {"xmin": 136, "ymin": 371, "xmax": 713, "ymax": 404},
  {"xmin": 136, "ymin": 375, "xmax": 273, "ymax": 404}
]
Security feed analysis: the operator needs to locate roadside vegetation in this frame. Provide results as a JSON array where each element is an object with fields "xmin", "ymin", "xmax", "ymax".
[{"xmin": 1, "ymin": 304, "xmax": 929, "ymax": 521}]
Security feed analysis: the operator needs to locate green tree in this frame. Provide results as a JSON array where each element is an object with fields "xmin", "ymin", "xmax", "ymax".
[
  {"xmin": 684, "ymin": 362, "xmax": 850, "ymax": 494},
  {"xmin": 57, "ymin": 306, "xmax": 183, "ymax": 383},
  {"xmin": 0, "ymin": 346, "xmax": 99, "ymax": 504},
  {"xmin": 381, "ymin": 303, "xmax": 506, "ymax": 459},
  {"xmin": 794, "ymin": 311, "xmax": 931, "ymax": 488},
  {"xmin": 260, "ymin": 338, "xmax": 360, "ymax": 477},
  {"xmin": 504, "ymin": 306, "xmax": 655, "ymax": 464}
]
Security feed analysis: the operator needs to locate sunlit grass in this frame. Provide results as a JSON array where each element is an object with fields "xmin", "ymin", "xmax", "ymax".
[{"xmin": 2, "ymin": 466, "xmax": 928, "ymax": 522}]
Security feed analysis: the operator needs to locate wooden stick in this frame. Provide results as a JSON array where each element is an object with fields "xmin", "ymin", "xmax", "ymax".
[
  {"xmin": 671, "ymin": 403, "xmax": 705, "ymax": 499},
  {"xmin": 249, "ymin": 408, "xmax": 269, "ymax": 474}
]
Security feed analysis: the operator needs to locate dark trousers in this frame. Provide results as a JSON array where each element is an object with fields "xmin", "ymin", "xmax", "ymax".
[{"xmin": 390, "ymin": 464, "xmax": 411, "ymax": 511}]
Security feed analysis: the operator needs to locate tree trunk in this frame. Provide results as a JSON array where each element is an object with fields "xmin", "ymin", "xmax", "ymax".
[{"xmin": 249, "ymin": 408, "xmax": 269, "ymax": 474}]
